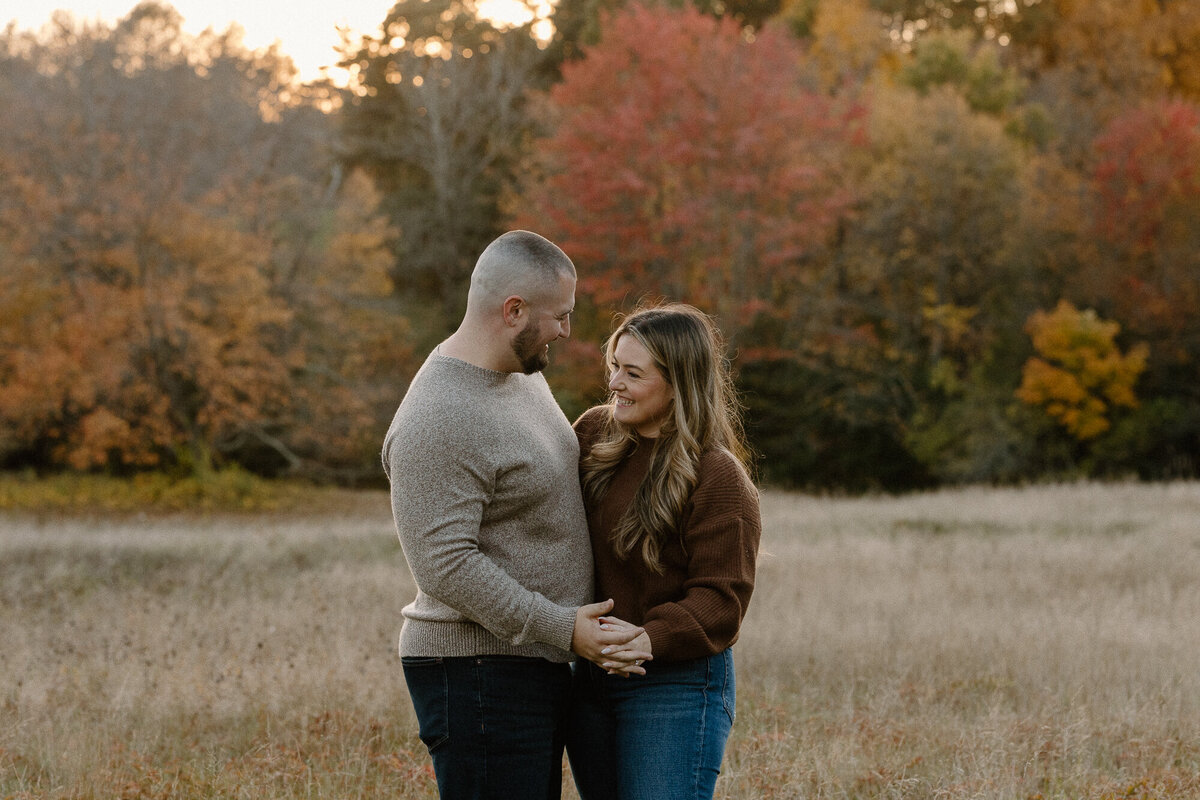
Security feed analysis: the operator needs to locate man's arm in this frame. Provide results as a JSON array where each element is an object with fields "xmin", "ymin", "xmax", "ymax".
[{"xmin": 388, "ymin": 431, "xmax": 577, "ymax": 650}]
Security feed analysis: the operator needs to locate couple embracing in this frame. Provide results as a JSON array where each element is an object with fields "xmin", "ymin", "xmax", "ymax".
[{"xmin": 382, "ymin": 230, "xmax": 761, "ymax": 800}]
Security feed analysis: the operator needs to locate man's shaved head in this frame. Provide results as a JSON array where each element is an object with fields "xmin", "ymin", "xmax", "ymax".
[{"xmin": 466, "ymin": 231, "xmax": 576, "ymax": 314}]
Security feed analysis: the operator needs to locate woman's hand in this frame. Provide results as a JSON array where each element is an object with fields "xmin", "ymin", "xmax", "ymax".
[
  {"xmin": 597, "ymin": 616, "xmax": 653, "ymax": 677},
  {"xmin": 572, "ymin": 600, "xmax": 651, "ymax": 674}
]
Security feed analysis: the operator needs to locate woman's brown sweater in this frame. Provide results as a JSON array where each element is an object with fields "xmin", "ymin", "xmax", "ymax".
[{"xmin": 575, "ymin": 406, "xmax": 761, "ymax": 663}]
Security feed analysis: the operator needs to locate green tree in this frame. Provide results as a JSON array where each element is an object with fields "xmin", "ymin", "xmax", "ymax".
[
  {"xmin": 842, "ymin": 86, "xmax": 1025, "ymax": 379},
  {"xmin": 899, "ymin": 29, "xmax": 1021, "ymax": 115},
  {"xmin": 836, "ymin": 84, "xmax": 1039, "ymax": 483}
]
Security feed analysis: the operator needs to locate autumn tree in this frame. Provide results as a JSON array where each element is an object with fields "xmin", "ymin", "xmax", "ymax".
[
  {"xmin": 520, "ymin": 2, "xmax": 861, "ymax": 348},
  {"xmin": 516, "ymin": 2, "xmax": 898, "ymax": 484},
  {"xmin": 791, "ymin": 0, "xmax": 897, "ymax": 94},
  {"xmin": 1087, "ymin": 99, "xmax": 1200, "ymax": 361},
  {"xmin": 0, "ymin": 4, "xmax": 410, "ymax": 478},
  {"xmin": 1017, "ymin": 0, "xmax": 1198, "ymax": 102},
  {"xmin": 1053, "ymin": 97, "xmax": 1200, "ymax": 478},
  {"xmin": 1152, "ymin": 0, "xmax": 1200, "ymax": 101},
  {"xmin": 1016, "ymin": 301, "xmax": 1147, "ymax": 441}
]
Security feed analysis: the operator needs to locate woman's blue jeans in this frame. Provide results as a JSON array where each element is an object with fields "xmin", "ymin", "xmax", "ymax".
[
  {"xmin": 567, "ymin": 649, "xmax": 736, "ymax": 800},
  {"xmin": 402, "ymin": 655, "xmax": 573, "ymax": 800}
]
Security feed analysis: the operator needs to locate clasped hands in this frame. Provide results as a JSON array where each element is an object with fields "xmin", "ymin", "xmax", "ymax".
[{"xmin": 572, "ymin": 599, "xmax": 653, "ymax": 677}]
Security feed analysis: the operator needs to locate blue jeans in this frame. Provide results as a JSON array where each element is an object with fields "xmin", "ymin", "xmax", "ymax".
[
  {"xmin": 402, "ymin": 655, "xmax": 574, "ymax": 800},
  {"xmin": 567, "ymin": 649, "xmax": 736, "ymax": 800}
]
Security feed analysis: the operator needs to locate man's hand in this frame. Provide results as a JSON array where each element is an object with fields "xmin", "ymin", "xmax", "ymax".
[{"xmin": 571, "ymin": 600, "xmax": 653, "ymax": 675}]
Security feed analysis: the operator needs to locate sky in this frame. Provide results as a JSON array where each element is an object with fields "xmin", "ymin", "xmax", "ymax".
[{"xmin": 2, "ymin": 0, "xmax": 540, "ymax": 84}]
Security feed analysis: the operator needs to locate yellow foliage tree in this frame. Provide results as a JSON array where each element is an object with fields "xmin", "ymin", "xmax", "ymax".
[
  {"xmin": 804, "ymin": 0, "xmax": 897, "ymax": 93},
  {"xmin": 1016, "ymin": 301, "xmax": 1148, "ymax": 440}
]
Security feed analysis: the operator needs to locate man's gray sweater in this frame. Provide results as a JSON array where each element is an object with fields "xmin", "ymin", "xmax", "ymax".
[{"xmin": 382, "ymin": 352, "xmax": 593, "ymax": 662}]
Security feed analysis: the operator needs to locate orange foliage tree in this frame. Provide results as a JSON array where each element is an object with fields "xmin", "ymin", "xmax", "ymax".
[
  {"xmin": 1016, "ymin": 301, "xmax": 1148, "ymax": 440},
  {"xmin": 0, "ymin": 4, "xmax": 410, "ymax": 478},
  {"xmin": 1039, "ymin": 0, "xmax": 1200, "ymax": 104},
  {"xmin": 517, "ymin": 2, "xmax": 863, "ymax": 385}
]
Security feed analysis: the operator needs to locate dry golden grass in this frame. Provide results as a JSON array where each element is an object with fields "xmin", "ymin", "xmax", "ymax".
[{"xmin": 2, "ymin": 482, "xmax": 1199, "ymax": 798}]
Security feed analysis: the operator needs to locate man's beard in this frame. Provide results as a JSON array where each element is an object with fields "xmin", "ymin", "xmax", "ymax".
[{"xmin": 512, "ymin": 322, "xmax": 549, "ymax": 374}]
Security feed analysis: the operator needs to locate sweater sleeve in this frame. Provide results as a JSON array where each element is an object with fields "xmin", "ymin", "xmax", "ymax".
[
  {"xmin": 385, "ymin": 410, "xmax": 579, "ymax": 653},
  {"xmin": 640, "ymin": 451, "xmax": 761, "ymax": 661}
]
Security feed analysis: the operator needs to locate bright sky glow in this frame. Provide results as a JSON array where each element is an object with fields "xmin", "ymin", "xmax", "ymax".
[{"xmin": 2, "ymin": 0, "xmax": 548, "ymax": 84}]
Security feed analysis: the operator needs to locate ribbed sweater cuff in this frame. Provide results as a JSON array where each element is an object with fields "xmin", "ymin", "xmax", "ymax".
[{"xmin": 529, "ymin": 599, "xmax": 578, "ymax": 654}]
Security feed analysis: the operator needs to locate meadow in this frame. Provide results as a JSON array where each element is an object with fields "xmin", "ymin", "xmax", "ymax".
[{"xmin": 2, "ymin": 481, "xmax": 1198, "ymax": 799}]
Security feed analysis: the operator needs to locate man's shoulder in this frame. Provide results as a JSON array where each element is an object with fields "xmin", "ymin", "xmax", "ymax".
[
  {"xmin": 384, "ymin": 358, "xmax": 477, "ymax": 452},
  {"xmin": 388, "ymin": 356, "xmax": 554, "ymax": 445},
  {"xmin": 400, "ymin": 360, "xmax": 467, "ymax": 409}
]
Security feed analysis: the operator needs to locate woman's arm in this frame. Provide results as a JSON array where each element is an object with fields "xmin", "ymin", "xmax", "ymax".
[{"xmin": 639, "ymin": 451, "xmax": 761, "ymax": 662}]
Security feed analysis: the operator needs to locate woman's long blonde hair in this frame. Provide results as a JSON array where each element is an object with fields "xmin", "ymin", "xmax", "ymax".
[{"xmin": 580, "ymin": 304, "xmax": 752, "ymax": 573}]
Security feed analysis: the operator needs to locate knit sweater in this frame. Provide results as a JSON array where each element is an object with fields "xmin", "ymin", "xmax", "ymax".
[
  {"xmin": 382, "ymin": 351, "xmax": 593, "ymax": 663},
  {"xmin": 574, "ymin": 406, "xmax": 761, "ymax": 663}
]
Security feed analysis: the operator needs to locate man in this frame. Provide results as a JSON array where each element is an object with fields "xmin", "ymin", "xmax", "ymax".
[{"xmin": 382, "ymin": 230, "xmax": 647, "ymax": 799}]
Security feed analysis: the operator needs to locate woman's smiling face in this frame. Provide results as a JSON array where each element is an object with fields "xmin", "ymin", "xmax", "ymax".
[{"xmin": 608, "ymin": 334, "xmax": 673, "ymax": 438}]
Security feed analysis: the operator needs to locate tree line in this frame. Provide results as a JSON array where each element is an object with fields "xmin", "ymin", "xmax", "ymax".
[{"xmin": 1, "ymin": 0, "xmax": 1197, "ymax": 489}]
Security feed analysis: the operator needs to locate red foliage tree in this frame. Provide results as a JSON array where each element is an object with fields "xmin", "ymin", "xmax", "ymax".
[
  {"xmin": 1094, "ymin": 100, "xmax": 1200, "ymax": 251},
  {"xmin": 1088, "ymin": 99, "xmax": 1200, "ymax": 376},
  {"xmin": 518, "ymin": 2, "xmax": 863, "ymax": 370}
]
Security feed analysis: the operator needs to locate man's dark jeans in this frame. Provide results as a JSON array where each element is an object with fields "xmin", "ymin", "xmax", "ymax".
[{"xmin": 402, "ymin": 654, "xmax": 573, "ymax": 800}]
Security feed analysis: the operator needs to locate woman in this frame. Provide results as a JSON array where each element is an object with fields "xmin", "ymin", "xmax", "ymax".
[{"xmin": 568, "ymin": 304, "xmax": 761, "ymax": 800}]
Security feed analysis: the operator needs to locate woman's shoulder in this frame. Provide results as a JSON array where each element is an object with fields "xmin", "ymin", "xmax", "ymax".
[
  {"xmin": 697, "ymin": 446, "xmax": 750, "ymax": 477},
  {"xmin": 694, "ymin": 447, "xmax": 758, "ymax": 503}
]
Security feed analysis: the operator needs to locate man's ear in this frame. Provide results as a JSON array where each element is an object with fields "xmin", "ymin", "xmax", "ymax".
[{"xmin": 502, "ymin": 295, "xmax": 524, "ymax": 327}]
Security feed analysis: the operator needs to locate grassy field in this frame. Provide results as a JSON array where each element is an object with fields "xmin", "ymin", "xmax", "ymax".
[{"xmin": 2, "ymin": 482, "xmax": 1199, "ymax": 798}]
